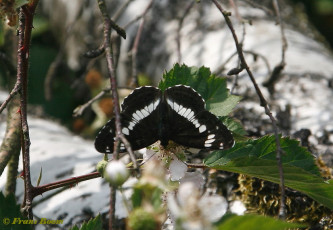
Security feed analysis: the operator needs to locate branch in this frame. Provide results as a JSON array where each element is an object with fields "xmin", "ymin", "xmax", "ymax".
[
  {"xmin": 0, "ymin": 96, "xmax": 21, "ymax": 176},
  {"xmin": 96, "ymin": 0, "xmax": 137, "ymax": 168},
  {"xmin": 129, "ymin": 0, "xmax": 154, "ymax": 87},
  {"xmin": 263, "ymin": 0, "xmax": 288, "ymax": 94},
  {"xmin": 176, "ymin": 1, "xmax": 195, "ymax": 63},
  {"xmin": 32, "ymin": 172, "xmax": 101, "ymax": 197},
  {"xmin": 211, "ymin": 0, "xmax": 286, "ymax": 219},
  {"xmin": 17, "ymin": 0, "xmax": 40, "ymax": 218},
  {"xmin": 73, "ymin": 88, "xmax": 111, "ymax": 117},
  {"xmin": 0, "ymin": 81, "xmax": 20, "ymax": 114}
]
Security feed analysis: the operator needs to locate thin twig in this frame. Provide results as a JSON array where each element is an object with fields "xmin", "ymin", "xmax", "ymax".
[
  {"xmin": 4, "ymin": 97, "xmax": 21, "ymax": 196},
  {"xmin": 97, "ymin": 0, "xmax": 137, "ymax": 168},
  {"xmin": 242, "ymin": 0, "xmax": 274, "ymax": 16},
  {"xmin": 213, "ymin": 50, "xmax": 271, "ymax": 76},
  {"xmin": 109, "ymin": 185, "xmax": 116, "ymax": 230},
  {"xmin": 111, "ymin": 0, "xmax": 133, "ymax": 22},
  {"xmin": 176, "ymin": 1, "xmax": 195, "ymax": 63},
  {"xmin": 18, "ymin": 0, "xmax": 40, "ymax": 219},
  {"xmin": 73, "ymin": 88, "xmax": 111, "ymax": 117},
  {"xmin": 129, "ymin": 0, "xmax": 154, "ymax": 87},
  {"xmin": 211, "ymin": 0, "xmax": 286, "ymax": 219},
  {"xmin": 32, "ymin": 172, "xmax": 101, "ymax": 197},
  {"xmin": 263, "ymin": 0, "xmax": 288, "ymax": 95},
  {"xmin": 0, "ymin": 81, "xmax": 20, "ymax": 114}
]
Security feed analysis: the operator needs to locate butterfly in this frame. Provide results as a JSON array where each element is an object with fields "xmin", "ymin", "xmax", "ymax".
[{"xmin": 95, "ymin": 85, "xmax": 234, "ymax": 153}]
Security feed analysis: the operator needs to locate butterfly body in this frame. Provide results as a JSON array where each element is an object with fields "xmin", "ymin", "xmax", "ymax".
[{"xmin": 95, "ymin": 85, "xmax": 234, "ymax": 153}]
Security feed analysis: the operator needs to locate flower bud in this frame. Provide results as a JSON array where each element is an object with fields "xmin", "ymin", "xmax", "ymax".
[
  {"xmin": 104, "ymin": 160, "xmax": 129, "ymax": 187},
  {"xmin": 96, "ymin": 159, "xmax": 108, "ymax": 176}
]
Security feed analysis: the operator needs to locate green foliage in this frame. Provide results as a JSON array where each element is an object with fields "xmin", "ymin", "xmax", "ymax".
[
  {"xmin": 204, "ymin": 135, "xmax": 333, "ymax": 210},
  {"xmin": 216, "ymin": 214, "xmax": 304, "ymax": 230},
  {"xmin": 0, "ymin": 191, "xmax": 33, "ymax": 230},
  {"xmin": 159, "ymin": 63, "xmax": 241, "ymax": 116},
  {"xmin": 69, "ymin": 215, "xmax": 102, "ymax": 230}
]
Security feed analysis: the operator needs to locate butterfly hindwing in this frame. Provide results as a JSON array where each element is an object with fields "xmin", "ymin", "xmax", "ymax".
[
  {"xmin": 169, "ymin": 110, "xmax": 234, "ymax": 149},
  {"xmin": 165, "ymin": 85, "xmax": 234, "ymax": 150},
  {"xmin": 94, "ymin": 118, "xmax": 116, "ymax": 153}
]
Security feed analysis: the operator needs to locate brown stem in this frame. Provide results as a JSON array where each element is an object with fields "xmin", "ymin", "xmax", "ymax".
[
  {"xmin": 17, "ymin": 0, "xmax": 40, "ymax": 219},
  {"xmin": 3, "ymin": 99, "xmax": 21, "ymax": 196},
  {"xmin": 32, "ymin": 172, "xmax": 101, "ymax": 197},
  {"xmin": 211, "ymin": 0, "xmax": 286, "ymax": 219},
  {"xmin": 109, "ymin": 186, "xmax": 116, "ymax": 230},
  {"xmin": 97, "ymin": 0, "xmax": 137, "ymax": 168},
  {"xmin": 263, "ymin": 0, "xmax": 288, "ymax": 95},
  {"xmin": 129, "ymin": 0, "xmax": 154, "ymax": 87}
]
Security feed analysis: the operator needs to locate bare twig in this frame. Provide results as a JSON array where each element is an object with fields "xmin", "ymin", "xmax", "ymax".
[
  {"xmin": 242, "ymin": 0, "xmax": 274, "ymax": 16},
  {"xmin": 96, "ymin": 0, "xmax": 137, "ymax": 168},
  {"xmin": 109, "ymin": 185, "xmax": 116, "ymax": 230},
  {"xmin": 211, "ymin": 0, "xmax": 286, "ymax": 219},
  {"xmin": 96, "ymin": 1, "xmax": 137, "ymax": 229},
  {"xmin": 17, "ymin": 0, "xmax": 40, "ymax": 219},
  {"xmin": 32, "ymin": 172, "xmax": 101, "ymax": 197},
  {"xmin": 176, "ymin": 1, "xmax": 195, "ymax": 63},
  {"xmin": 129, "ymin": 0, "xmax": 154, "ymax": 87},
  {"xmin": 3, "ymin": 97, "xmax": 21, "ymax": 196},
  {"xmin": 263, "ymin": 0, "xmax": 288, "ymax": 95},
  {"xmin": 73, "ymin": 88, "xmax": 111, "ymax": 117},
  {"xmin": 111, "ymin": 0, "xmax": 133, "ymax": 22},
  {"xmin": 213, "ymin": 50, "xmax": 271, "ymax": 76},
  {"xmin": 0, "ymin": 81, "xmax": 20, "ymax": 114}
]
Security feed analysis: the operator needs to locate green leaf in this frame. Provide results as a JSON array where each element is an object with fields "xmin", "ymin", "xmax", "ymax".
[
  {"xmin": 159, "ymin": 64, "xmax": 240, "ymax": 116},
  {"xmin": 204, "ymin": 136, "xmax": 333, "ymax": 210},
  {"xmin": 69, "ymin": 215, "xmax": 102, "ymax": 230},
  {"xmin": 0, "ymin": 191, "xmax": 33, "ymax": 230},
  {"xmin": 216, "ymin": 214, "xmax": 304, "ymax": 230}
]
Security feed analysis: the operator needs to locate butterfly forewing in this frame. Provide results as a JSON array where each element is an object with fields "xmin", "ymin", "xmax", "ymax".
[{"xmin": 95, "ymin": 86, "xmax": 161, "ymax": 153}]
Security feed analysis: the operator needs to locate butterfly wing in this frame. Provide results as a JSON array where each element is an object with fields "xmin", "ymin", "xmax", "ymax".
[
  {"xmin": 165, "ymin": 85, "xmax": 234, "ymax": 150},
  {"xmin": 95, "ymin": 86, "xmax": 161, "ymax": 153}
]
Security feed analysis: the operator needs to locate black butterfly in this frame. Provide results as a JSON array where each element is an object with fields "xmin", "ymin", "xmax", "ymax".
[{"xmin": 95, "ymin": 85, "xmax": 234, "ymax": 153}]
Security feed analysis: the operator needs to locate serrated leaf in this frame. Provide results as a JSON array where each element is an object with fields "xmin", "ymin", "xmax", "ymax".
[
  {"xmin": 204, "ymin": 136, "xmax": 333, "ymax": 210},
  {"xmin": 0, "ymin": 191, "xmax": 33, "ymax": 230},
  {"xmin": 217, "ymin": 214, "xmax": 304, "ymax": 230},
  {"xmin": 69, "ymin": 215, "xmax": 102, "ymax": 230},
  {"xmin": 159, "ymin": 64, "xmax": 240, "ymax": 116}
]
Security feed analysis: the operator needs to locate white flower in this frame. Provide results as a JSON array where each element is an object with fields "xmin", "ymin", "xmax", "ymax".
[
  {"xmin": 167, "ymin": 182, "xmax": 227, "ymax": 230},
  {"xmin": 142, "ymin": 145, "xmax": 188, "ymax": 182}
]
